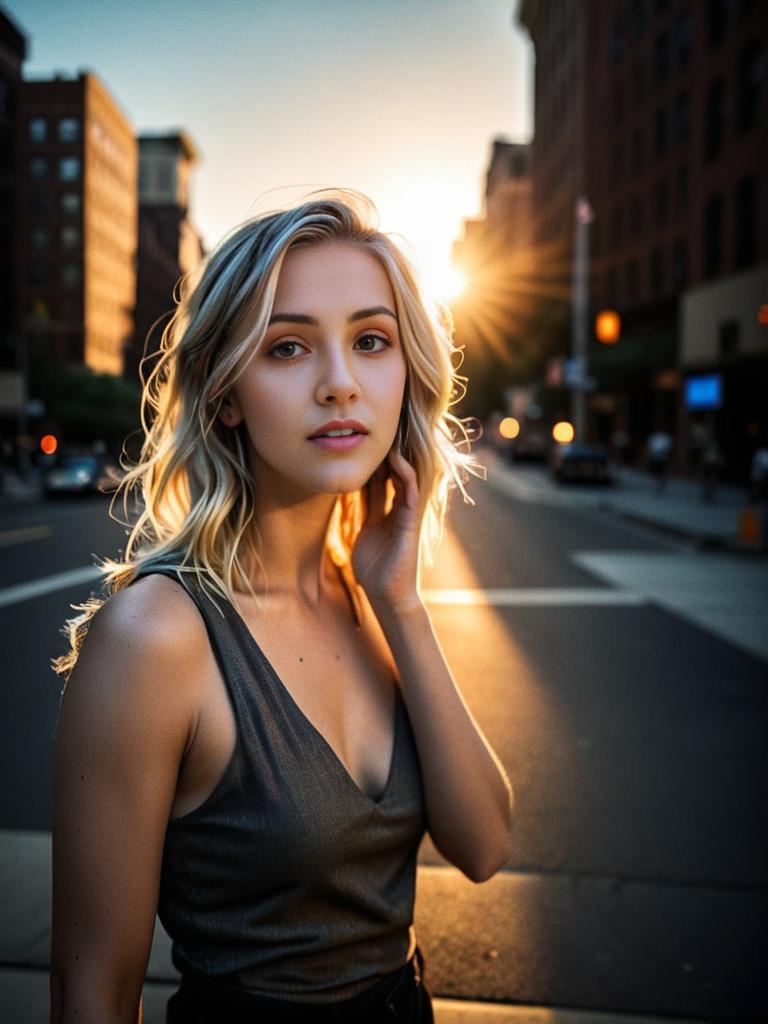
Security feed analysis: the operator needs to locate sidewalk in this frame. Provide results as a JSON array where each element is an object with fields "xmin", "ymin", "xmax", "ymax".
[
  {"xmin": 482, "ymin": 447, "xmax": 765, "ymax": 552},
  {"xmin": 0, "ymin": 830, "xmax": 704, "ymax": 1024}
]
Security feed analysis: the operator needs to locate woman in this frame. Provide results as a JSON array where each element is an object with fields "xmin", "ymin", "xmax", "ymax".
[{"xmin": 49, "ymin": 190, "xmax": 514, "ymax": 1023}]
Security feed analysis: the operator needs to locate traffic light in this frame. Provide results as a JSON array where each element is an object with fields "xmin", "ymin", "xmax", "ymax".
[{"xmin": 595, "ymin": 309, "xmax": 621, "ymax": 344}]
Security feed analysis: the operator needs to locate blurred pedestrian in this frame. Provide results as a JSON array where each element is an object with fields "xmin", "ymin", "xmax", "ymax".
[
  {"xmin": 48, "ymin": 190, "xmax": 513, "ymax": 1024},
  {"xmin": 647, "ymin": 429, "xmax": 673, "ymax": 493},
  {"xmin": 611, "ymin": 425, "xmax": 631, "ymax": 467},
  {"xmin": 700, "ymin": 438, "xmax": 724, "ymax": 501},
  {"xmin": 750, "ymin": 444, "xmax": 768, "ymax": 503}
]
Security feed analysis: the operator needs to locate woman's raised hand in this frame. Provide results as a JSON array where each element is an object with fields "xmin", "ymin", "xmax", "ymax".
[{"xmin": 351, "ymin": 448, "xmax": 423, "ymax": 617}]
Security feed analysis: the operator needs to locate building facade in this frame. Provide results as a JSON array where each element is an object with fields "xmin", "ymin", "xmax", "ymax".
[
  {"xmin": 0, "ymin": 10, "xmax": 27, "ymax": 438},
  {"xmin": 518, "ymin": 0, "xmax": 767, "ymax": 480},
  {"xmin": 16, "ymin": 71, "xmax": 137, "ymax": 377},
  {"xmin": 127, "ymin": 131, "xmax": 205, "ymax": 385}
]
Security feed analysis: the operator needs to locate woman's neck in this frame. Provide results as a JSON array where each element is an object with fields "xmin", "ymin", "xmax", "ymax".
[{"xmin": 244, "ymin": 490, "xmax": 340, "ymax": 608}]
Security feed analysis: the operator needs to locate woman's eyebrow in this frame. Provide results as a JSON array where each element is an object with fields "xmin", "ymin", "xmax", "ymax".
[{"xmin": 267, "ymin": 306, "xmax": 398, "ymax": 326}]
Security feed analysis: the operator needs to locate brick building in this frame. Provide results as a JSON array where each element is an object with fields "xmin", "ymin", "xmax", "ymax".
[
  {"xmin": 16, "ymin": 71, "xmax": 137, "ymax": 377},
  {"xmin": 0, "ymin": 10, "xmax": 27, "ymax": 438},
  {"xmin": 518, "ymin": 0, "xmax": 767, "ymax": 480}
]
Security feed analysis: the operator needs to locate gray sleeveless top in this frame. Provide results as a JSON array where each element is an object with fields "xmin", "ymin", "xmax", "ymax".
[{"xmin": 131, "ymin": 563, "xmax": 427, "ymax": 1003}]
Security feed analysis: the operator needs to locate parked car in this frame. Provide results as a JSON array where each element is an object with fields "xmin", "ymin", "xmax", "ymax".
[
  {"xmin": 551, "ymin": 442, "xmax": 613, "ymax": 484},
  {"xmin": 43, "ymin": 453, "xmax": 117, "ymax": 498},
  {"xmin": 510, "ymin": 429, "xmax": 549, "ymax": 463}
]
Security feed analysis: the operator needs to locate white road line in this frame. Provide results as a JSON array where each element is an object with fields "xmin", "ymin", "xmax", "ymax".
[
  {"xmin": 0, "ymin": 524, "xmax": 52, "ymax": 548},
  {"xmin": 0, "ymin": 566, "xmax": 104, "ymax": 609},
  {"xmin": 422, "ymin": 588, "xmax": 646, "ymax": 606}
]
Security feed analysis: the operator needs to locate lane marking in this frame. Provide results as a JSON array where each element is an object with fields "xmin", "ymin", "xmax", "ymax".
[
  {"xmin": 0, "ymin": 525, "xmax": 52, "ymax": 548},
  {"xmin": 422, "ymin": 588, "xmax": 646, "ymax": 606},
  {"xmin": 0, "ymin": 566, "xmax": 104, "ymax": 609}
]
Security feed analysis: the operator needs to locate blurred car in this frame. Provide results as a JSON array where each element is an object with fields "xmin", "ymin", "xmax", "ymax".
[
  {"xmin": 510, "ymin": 429, "xmax": 549, "ymax": 463},
  {"xmin": 551, "ymin": 442, "xmax": 613, "ymax": 484},
  {"xmin": 43, "ymin": 453, "xmax": 117, "ymax": 498}
]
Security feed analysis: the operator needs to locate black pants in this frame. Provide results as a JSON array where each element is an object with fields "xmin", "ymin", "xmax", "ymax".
[{"xmin": 166, "ymin": 946, "xmax": 434, "ymax": 1023}]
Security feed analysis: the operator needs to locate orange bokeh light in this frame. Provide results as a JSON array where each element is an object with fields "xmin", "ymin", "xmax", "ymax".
[
  {"xmin": 499, "ymin": 417, "xmax": 520, "ymax": 439},
  {"xmin": 40, "ymin": 434, "xmax": 58, "ymax": 455},
  {"xmin": 552, "ymin": 421, "xmax": 575, "ymax": 444},
  {"xmin": 595, "ymin": 309, "xmax": 621, "ymax": 344}
]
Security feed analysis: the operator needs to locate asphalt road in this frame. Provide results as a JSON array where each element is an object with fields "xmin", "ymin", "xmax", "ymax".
[{"xmin": 1, "ymin": 481, "xmax": 766, "ymax": 1020}]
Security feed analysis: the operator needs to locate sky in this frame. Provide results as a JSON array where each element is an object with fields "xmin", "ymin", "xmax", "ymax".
[{"xmin": 6, "ymin": 0, "xmax": 533, "ymax": 298}]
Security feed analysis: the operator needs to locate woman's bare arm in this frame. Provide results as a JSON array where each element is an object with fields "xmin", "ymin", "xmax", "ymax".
[
  {"xmin": 50, "ymin": 575, "xmax": 206, "ymax": 1023},
  {"xmin": 371, "ymin": 596, "xmax": 514, "ymax": 884}
]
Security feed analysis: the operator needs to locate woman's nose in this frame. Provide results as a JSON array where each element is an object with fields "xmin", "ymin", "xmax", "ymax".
[{"xmin": 315, "ymin": 347, "xmax": 359, "ymax": 404}]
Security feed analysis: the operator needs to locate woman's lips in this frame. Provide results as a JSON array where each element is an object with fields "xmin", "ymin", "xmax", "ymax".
[{"xmin": 308, "ymin": 433, "xmax": 367, "ymax": 451}]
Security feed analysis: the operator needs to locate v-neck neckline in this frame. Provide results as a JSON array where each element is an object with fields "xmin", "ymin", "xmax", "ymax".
[{"xmin": 223, "ymin": 577, "xmax": 401, "ymax": 808}]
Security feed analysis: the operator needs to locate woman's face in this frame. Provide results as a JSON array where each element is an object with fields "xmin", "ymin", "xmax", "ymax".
[{"xmin": 222, "ymin": 240, "xmax": 407, "ymax": 499}]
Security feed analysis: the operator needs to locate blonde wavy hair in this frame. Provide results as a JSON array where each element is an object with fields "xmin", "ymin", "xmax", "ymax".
[{"xmin": 52, "ymin": 188, "xmax": 485, "ymax": 682}]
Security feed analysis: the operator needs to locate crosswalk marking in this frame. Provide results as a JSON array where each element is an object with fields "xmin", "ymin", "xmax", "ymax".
[
  {"xmin": 0, "ymin": 573, "xmax": 645, "ymax": 612},
  {"xmin": 422, "ymin": 588, "xmax": 646, "ymax": 606}
]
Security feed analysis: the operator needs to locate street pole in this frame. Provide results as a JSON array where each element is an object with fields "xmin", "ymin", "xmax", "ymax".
[{"xmin": 571, "ymin": 196, "xmax": 593, "ymax": 442}]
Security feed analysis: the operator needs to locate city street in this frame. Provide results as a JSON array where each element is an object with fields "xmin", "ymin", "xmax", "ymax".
[{"xmin": 1, "ymin": 450, "xmax": 766, "ymax": 1021}]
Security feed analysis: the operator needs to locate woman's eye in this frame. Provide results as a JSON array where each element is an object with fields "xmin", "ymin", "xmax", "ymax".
[
  {"xmin": 268, "ymin": 340, "xmax": 305, "ymax": 359},
  {"xmin": 355, "ymin": 333, "xmax": 390, "ymax": 352}
]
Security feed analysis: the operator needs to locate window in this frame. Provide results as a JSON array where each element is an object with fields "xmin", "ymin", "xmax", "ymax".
[
  {"xmin": 735, "ymin": 176, "xmax": 758, "ymax": 268},
  {"xmin": 704, "ymin": 194, "xmax": 724, "ymax": 277},
  {"xmin": 61, "ymin": 226, "xmax": 80, "ymax": 249},
  {"xmin": 630, "ymin": 195, "xmax": 645, "ymax": 234},
  {"xmin": 654, "ymin": 31, "xmax": 670, "ymax": 88},
  {"xmin": 632, "ymin": 128, "xmax": 645, "ymax": 172},
  {"xmin": 650, "ymin": 247, "xmax": 665, "ymax": 296},
  {"xmin": 626, "ymin": 260, "xmax": 639, "ymax": 301},
  {"xmin": 57, "ymin": 118, "xmax": 81, "ymax": 143},
  {"xmin": 675, "ymin": 164, "xmax": 689, "ymax": 213},
  {"xmin": 719, "ymin": 320, "xmax": 740, "ymax": 356},
  {"xmin": 612, "ymin": 141, "xmax": 626, "ymax": 184},
  {"xmin": 28, "ymin": 118, "xmax": 47, "ymax": 143},
  {"xmin": 607, "ymin": 268, "xmax": 618, "ymax": 305},
  {"xmin": 610, "ymin": 21, "xmax": 624, "ymax": 64},
  {"xmin": 612, "ymin": 206, "xmax": 624, "ymax": 247},
  {"xmin": 655, "ymin": 179, "xmax": 669, "ymax": 225},
  {"xmin": 629, "ymin": 0, "xmax": 647, "ymax": 40},
  {"xmin": 611, "ymin": 85, "xmax": 624, "ymax": 126},
  {"xmin": 632, "ymin": 63, "xmax": 645, "ymax": 109},
  {"xmin": 674, "ymin": 92, "xmax": 690, "ymax": 142},
  {"xmin": 61, "ymin": 192, "xmax": 81, "ymax": 214},
  {"xmin": 30, "ymin": 227, "xmax": 49, "ymax": 250},
  {"xmin": 675, "ymin": 9, "xmax": 693, "ymax": 68},
  {"xmin": 708, "ymin": 0, "xmax": 730, "ymax": 47},
  {"xmin": 654, "ymin": 106, "xmax": 669, "ymax": 155},
  {"xmin": 738, "ymin": 43, "xmax": 764, "ymax": 132},
  {"xmin": 705, "ymin": 79, "xmax": 725, "ymax": 160},
  {"xmin": 672, "ymin": 239, "xmax": 688, "ymax": 288},
  {"xmin": 29, "ymin": 157, "xmax": 48, "ymax": 181},
  {"xmin": 27, "ymin": 191, "xmax": 51, "ymax": 214},
  {"xmin": 61, "ymin": 264, "xmax": 82, "ymax": 288},
  {"xmin": 27, "ymin": 262, "xmax": 48, "ymax": 287},
  {"xmin": 58, "ymin": 157, "xmax": 81, "ymax": 182}
]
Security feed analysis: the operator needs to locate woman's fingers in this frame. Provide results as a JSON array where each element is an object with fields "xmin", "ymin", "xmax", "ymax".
[
  {"xmin": 387, "ymin": 449, "xmax": 419, "ymax": 512},
  {"xmin": 363, "ymin": 460, "xmax": 389, "ymax": 527}
]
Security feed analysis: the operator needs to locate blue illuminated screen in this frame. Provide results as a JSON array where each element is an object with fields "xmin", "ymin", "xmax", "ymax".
[{"xmin": 685, "ymin": 374, "xmax": 722, "ymax": 410}]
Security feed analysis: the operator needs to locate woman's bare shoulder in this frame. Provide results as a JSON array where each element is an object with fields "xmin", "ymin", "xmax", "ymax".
[
  {"xmin": 78, "ymin": 572, "xmax": 211, "ymax": 689},
  {"xmin": 97, "ymin": 572, "xmax": 204, "ymax": 641}
]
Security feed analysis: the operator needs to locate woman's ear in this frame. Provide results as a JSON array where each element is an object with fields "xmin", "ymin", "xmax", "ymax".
[{"xmin": 219, "ymin": 394, "xmax": 243, "ymax": 428}]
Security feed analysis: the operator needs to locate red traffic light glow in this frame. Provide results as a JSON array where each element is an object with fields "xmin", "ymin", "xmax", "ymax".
[{"xmin": 40, "ymin": 434, "xmax": 58, "ymax": 455}]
